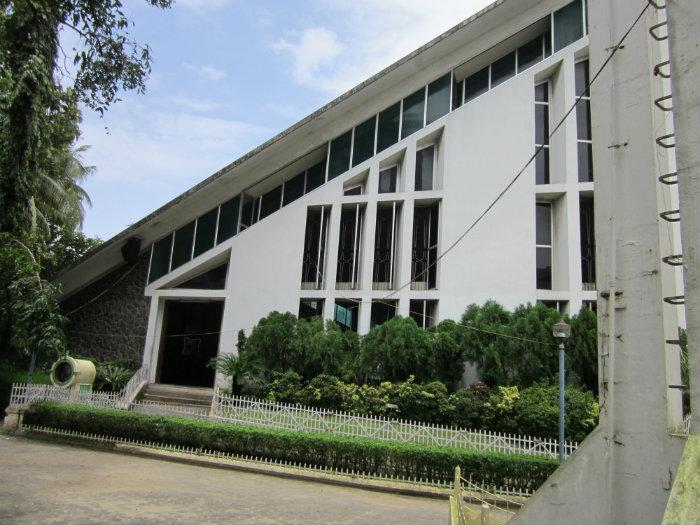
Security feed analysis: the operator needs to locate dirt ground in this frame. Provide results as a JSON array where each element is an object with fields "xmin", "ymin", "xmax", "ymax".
[{"xmin": 0, "ymin": 435, "xmax": 448, "ymax": 524}]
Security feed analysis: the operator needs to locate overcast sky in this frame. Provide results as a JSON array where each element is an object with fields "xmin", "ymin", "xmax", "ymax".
[{"xmin": 76, "ymin": 0, "xmax": 494, "ymax": 240}]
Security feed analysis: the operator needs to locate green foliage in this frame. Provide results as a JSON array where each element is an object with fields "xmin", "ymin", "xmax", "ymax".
[
  {"xmin": 94, "ymin": 363, "xmax": 134, "ymax": 392},
  {"xmin": 243, "ymin": 312, "xmax": 357, "ymax": 381},
  {"xmin": 266, "ymin": 371, "xmax": 306, "ymax": 404},
  {"xmin": 459, "ymin": 301, "xmax": 598, "ymax": 391},
  {"xmin": 0, "ymin": 361, "xmax": 50, "ymax": 412},
  {"xmin": 24, "ymin": 402, "xmax": 560, "ymax": 490},
  {"xmin": 207, "ymin": 352, "xmax": 261, "ymax": 396},
  {"xmin": 0, "ymin": 234, "xmax": 67, "ymax": 361},
  {"xmin": 358, "ymin": 316, "xmax": 434, "ymax": 383},
  {"xmin": 386, "ymin": 377, "xmax": 454, "ymax": 424}
]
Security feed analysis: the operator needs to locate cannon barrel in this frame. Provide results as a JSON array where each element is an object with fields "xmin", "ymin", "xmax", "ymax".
[{"xmin": 50, "ymin": 357, "xmax": 96, "ymax": 388}]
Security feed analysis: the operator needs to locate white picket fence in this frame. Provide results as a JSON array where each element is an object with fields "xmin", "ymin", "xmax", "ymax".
[
  {"xmin": 211, "ymin": 391, "xmax": 578, "ymax": 460},
  {"xmin": 9, "ymin": 365, "xmax": 149, "ymax": 410}
]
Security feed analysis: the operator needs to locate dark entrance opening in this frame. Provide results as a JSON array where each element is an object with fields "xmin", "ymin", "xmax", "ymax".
[{"xmin": 158, "ymin": 300, "xmax": 224, "ymax": 387}]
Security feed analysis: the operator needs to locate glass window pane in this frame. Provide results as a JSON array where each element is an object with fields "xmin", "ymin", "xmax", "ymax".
[
  {"xmin": 328, "ymin": 131, "xmax": 352, "ymax": 180},
  {"xmin": 334, "ymin": 301, "xmax": 358, "ymax": 332},
  {"xmin": 536, "ymin": 104, "xmax": 550, "ymax": 145},
  {"xmin": 305, "ymin": 161, "xmax": 325, "ymax": 193},
  {"xmin": 148, "ymin": 233, "xmax": 173, "ymax": 283},
  {"xmin": 259, "ymin": 185, "xmax": 282, "ymax": 220},
  {"xmin": 344, "ymin": 185, "xmax": 362, "ymax": 196},
  {"xmin": 377, "ymin": 102, "xmax": 400, "ymax": 153},
  {"xmin": 536, "ymin": 203, "xmax": 552, "ymax": 245},
  {"xmin": 240, "ymin": 199, "xmax": 254, "ymax": 229},
  {"xmin": 491, "ymin": 51, "xmax": 516, "ymax": 87},
  {"xmin": 544, "ymin": 29, "xmax": 552, "ymax": 57},
  {"xmin": 553, "ymin": 0, "xmax": 583, "ymax": 52},
  {"xmin": 176, "ymin": 264, "xmax": 228, "ymax": 290},
  {"xmin": 352, "ymin": 116, "xmax": 376, "ymax": 167},
  {"xmin": 452, "ymin": 77, "xmax": 463, "ymax": 110},
  {"xmin": 415, "ymin": 146, "xmax": 434, "ymax": 191},
  {"xmin": 537, "ymin": 247, "xmax": 552, "ymax": 289},
  {"xmin": 299, "ymin": 299, "xmax": 324, "ymax": 319},
  {"xmin": 193, "ymin": 208, "xmax": 217, "ymax": 257},
  {"xmin": 535, "ymin": 147, "xmax": 550, "ymax": 185},
  {"xmin": 283, "ymin": 173, "xmax": 305, "ymax": 206},
  {"xmin": 535, "ymin": 83, "xmax": 549, "ymax": 103},
  {"xmin": 217, "ymin": 196, "xmax": 240, "ymax": 244},
  {"xmin": 401, "ymin": 88, "xmax": 426, "ymax": 139},
  {"xmin": 575, "ymin": 60, "xmax": 590, "ymax": 96},
  {"xmin": 518, "ymin": 36, "xmax": 544, "ymax": 72},
  {"xmin": 370, "ymin": 301, "xmax": 397, "ymax": 329},
  {"xmin": 578, "ymin": 142, "xmax": 593, "ymax": 182},
  {"xmin": 426, "ymin": 73, "xmax": 451, "ymax": 125},
  {"xmin": 379, "ymin": 166, "xmax": 397, "ymax": 194},
  {"xmin": 576, "ymin": 100, "xmax": 591, "ymax": 140},
  {"xmin": 171, "ymin": 221, "xmax": 195, "ymax": 270},
  {"xmin": 464, "ymin": 67, "xmax": 489, "ymax": 103}
]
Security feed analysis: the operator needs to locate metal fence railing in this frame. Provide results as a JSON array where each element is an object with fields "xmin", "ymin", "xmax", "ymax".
[
  {"xmin": 211, "ymin": 391, "xmax": 578, "ymax": 460},
  {"xmin": 9, "ymin": 365, "xmax": 149, "ymax": 410}
]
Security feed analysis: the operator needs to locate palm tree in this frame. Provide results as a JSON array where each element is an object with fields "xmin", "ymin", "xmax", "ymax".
[{"xmin": 30, "ymin": 144, "xmax": 94, "ymax": 233}]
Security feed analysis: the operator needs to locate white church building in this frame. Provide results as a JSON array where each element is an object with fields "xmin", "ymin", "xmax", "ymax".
[{"xmin": 60, "ymin": 0, "xmax": 599, "ymax": 388}]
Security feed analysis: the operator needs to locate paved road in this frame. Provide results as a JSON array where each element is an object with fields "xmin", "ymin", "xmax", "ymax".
[{"xmin": 0, "ymin": 435, "xmax": 447, "ymax": 524}]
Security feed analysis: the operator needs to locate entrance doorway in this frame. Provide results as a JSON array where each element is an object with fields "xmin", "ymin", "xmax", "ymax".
[{"xmin": 158, "ymin": 300, "xmax": 224, "ymax": 387}]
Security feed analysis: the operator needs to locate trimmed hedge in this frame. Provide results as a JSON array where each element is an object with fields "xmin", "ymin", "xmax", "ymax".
[{"xmin": 25, "ymin": 402, "xmax": 559, "ymax": 491}]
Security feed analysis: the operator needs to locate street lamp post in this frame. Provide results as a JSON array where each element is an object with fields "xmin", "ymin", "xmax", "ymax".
[{"xmin": 552, "ymin": 319, "xmax": 571, "ymax": 462}]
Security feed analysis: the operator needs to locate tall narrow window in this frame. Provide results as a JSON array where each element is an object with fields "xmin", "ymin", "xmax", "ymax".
[
  {"xmin": 259, "ymin": 185, "xmax": 282, "ymax": 220},
  {"xmin": 409, "ymin": 299, "xmax": 437, "ymax": 329},
  {"xmin": 535, "ymin": 82, "xmax": 550, "ymax": 185},
  {"xmin": 148, "ymin": 233, "xmax": 174, "ymax": 283},
  {"xmin": 518, "ymin": 35, "xmax": 544, "ymax": 73},
  {"xmin": 217, "ymin": 195, "xmax": 240, "ymax": 244},
  {"xmin": 415, "ymin": 145, "xmax": 435, "ymax": 191},
  {"xmin": 370, "ymin": 300, "xmax": 398, "ymax": 329},
  {"xmin": 411, "ymin": 202, "xmax": 439, "ymax": 290},
  {"xmin": 336, "ymin": 204, "xmax": 364, "ymax": 290},
  {"xmin": 171, "ymin": 221, "xmax": 195, "ymax": 270},
  {"xmin": 328, "ymin": 131, "xmax": 352, "ymax": 181},
  {"xmin": 352, "ymin": 116, "xmax": 376, "ymax": 167},
  {"xmin": 305, "ymin": 161, "xmax": 325, "ymax": 193},
  {"xmin": 401, "ymin": 88, "xmax": 426, "ymax": 139},
  {"xmin": 576, "ymin": 60, "xmax": 593, "ymax": 182},
  {"xmin": 373, "ymin": 203, "xmax": 400, "ymax": 290},
  {"xmin": 490, "ymin": 51, "xmax": 516, "ymax": 88},
  {"xmin": 283, "ymin": 173, "xmax": 305, "ymax": 206},
  {"xmin": 334, "ymin": 300, "xmax": 359, "ymax": 332},
  {"xmin": 239, "ymin": 195, "xmax": 254, "ymax": 232},
  {"xmin": 378, "ymin": 165, "xmax": 398, "ymax": 194},
  {"xmin": 580, "ymin": 197, "xmax": 595, "ymax": 290},
  {"xmin": 464, "ymin": 67, "xmax": 489, "ymax": 103},
  {"xmin": 452, "ymin": 76, "xmax": 464, "ymax": 110},
  {"xmin": 299, "ymin": 299, "xmax": 324, "ymax": 320},
  {"xmin": 377, "ymin": 102, "xmax": 401, "ymax": 153},
  {"xmin": 426, "ymin": 73, "xmax": 451, "ymax": 125},
  {"xmin": 301, "ymin": 206, "xmax": 329, "ymax": 290},
  {"xmin": 193, "ymin": 208, "xmax": 217, "ymax": 257},
  {"xmin": 536, "ymin": 202, "xmax": 553, "ymax": 290},
  {"xmin": 553, "ymin": 0, "xmax": 584, "ymax": 52}
]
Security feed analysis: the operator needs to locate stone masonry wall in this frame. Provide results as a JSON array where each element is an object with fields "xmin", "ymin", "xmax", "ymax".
[{"xmin": 60, "ymin": 253, "xmax": 150, "ymax": 366}]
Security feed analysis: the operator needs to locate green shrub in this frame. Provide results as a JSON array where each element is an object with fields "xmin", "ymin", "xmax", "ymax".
[
  {"xmin": 358, "ymin": 317, "xmax": 435, "ymax": 383},
  {"xmin": 266, "ymin": 371, "xmax": 305, "ymax": 404},
  {"xmin": 386, "ymin": 377, "xmax": 453, "ymax": 424},
  {"xmin": 449, "ymin": 385, "xmax": 488, "ymax": 430},
  {"xmin": 24, "ymin": 402, "xmax": 559, "ymax": 491},
  {"xmin": 0, "ymin": 363, "xmax": 50, "ymax": 413},
  {"xmin": 302, "ymin": 374, "xmax": 346, "ymax": 409},
  {"xmin": 94, "ymin": 363, "xmax": 134, "ymax": 392},
  {"xmin": 511, "ymin": 383, "xmax": 599, "ymax": 442}
]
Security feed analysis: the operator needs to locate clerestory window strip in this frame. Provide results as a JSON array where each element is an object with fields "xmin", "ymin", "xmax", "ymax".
[{"xmin": 147, "ymin": 0, "xmax": 587, "ymax": 285}]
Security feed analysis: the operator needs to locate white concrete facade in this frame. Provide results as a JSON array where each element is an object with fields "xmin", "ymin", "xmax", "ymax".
[{"xmin": 113, "ymin": 1, "xmax": 598, "ymax": 387}]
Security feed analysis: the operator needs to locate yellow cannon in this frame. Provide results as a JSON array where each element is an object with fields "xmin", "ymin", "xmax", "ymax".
[{"xmin": 50, "ymin": 357, "xmax": 96, "ymax": 400}]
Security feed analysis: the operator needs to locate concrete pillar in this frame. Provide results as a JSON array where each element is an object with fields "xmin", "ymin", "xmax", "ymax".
[
  {"xmin": 509, "ymin": 2, "xmax": 686, "ymax": 523},
  {"xmin": 667, "ymin": 0, "xmax": 700, "ymax": 433}
]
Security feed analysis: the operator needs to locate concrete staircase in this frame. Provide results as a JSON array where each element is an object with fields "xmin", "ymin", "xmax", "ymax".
[{"xmin": 133, "ymin": 384, "xmax": 214, "ymax": 418}]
